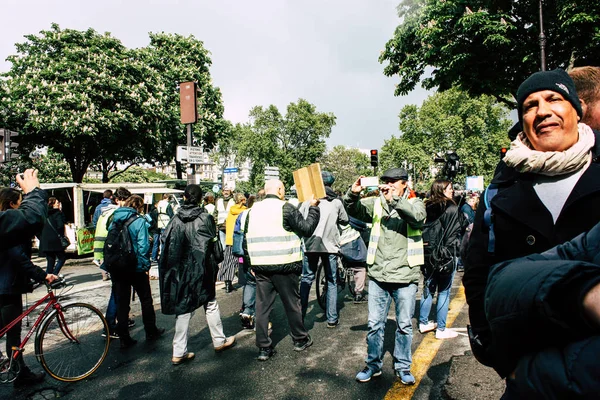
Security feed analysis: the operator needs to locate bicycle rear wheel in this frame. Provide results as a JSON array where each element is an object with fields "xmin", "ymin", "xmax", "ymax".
[{"xmin": 35, "ymin": 303, "xmax": 110, "ymax": 382}]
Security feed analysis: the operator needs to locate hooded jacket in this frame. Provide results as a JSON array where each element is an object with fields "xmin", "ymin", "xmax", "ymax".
[
  {"xmin": 159, "ymin": 204, "xmax": 217, "ymax": 315},
  {"xmin": 109, "ymin": 207, "xmax": 150, "ymax": 273},
  {"xmin": 303, "ymin": 186, "xmax": 349, "ymax": 254},
  {"xmin": 38, "ymin": 207, "xmax": 67, "ymax": 255}
]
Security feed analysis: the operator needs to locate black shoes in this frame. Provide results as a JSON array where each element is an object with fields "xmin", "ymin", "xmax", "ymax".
[
  {"xmin": 120, "ymin": 336, "xmax": 138, "ymax": 349},
  {"xmin": 240, "ymin": 313, "xmax": 255, "ymax": 329},
  {"xmin": 224, "ymin": 281, "xmax": 237, "ymax": 293},
  {"xmin": 13, "ymin": 368, "xmax": 45, "ymax": 387},
  {"xmin": 293, "ymin": 335, "xmax": 313, "ymax": 352},
  {"xmin": 327, "ymin": 320, "xmax": 339, "ymax": 328},
  {"xmin": 354, "ymin": 293, "xmax": 368, "ymax": 304},
  {"xmin": 257, "ymin": 346, "xmax": 276, "ymax": 361},
  {"xmin": 146, "ymin": 327, "xmax": 166, "ymax": 341}
]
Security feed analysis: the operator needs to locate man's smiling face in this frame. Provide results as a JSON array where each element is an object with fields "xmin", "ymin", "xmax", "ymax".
[{"xmin": 522, "ymin": 90, "xmax": 580, "ymax": 152}]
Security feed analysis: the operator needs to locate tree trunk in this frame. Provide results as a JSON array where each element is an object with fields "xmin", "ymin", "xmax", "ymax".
[{"xmin": 175, "ymin": 161, "xmax": 183, "ymax": 180}]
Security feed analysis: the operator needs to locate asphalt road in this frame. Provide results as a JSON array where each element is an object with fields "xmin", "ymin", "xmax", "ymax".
[{"xmin": 1, "ymin": 256, "xmax": 504, "ymax": 400}]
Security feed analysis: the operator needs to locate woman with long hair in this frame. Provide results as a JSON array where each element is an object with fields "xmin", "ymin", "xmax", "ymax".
[
  {"xmin": 159, "ymin": 184, "xmax": 235, "ymax": 365},
  {"xmin": 418, "ymin": 180, "xmax": 466, "ymax": 339},
  {"xmin": 0, "ymin": 188, "xmax": 57, "ymax": 386},
  {"xmin": 217, "ymin": 192, "xmax": 247, "ymax": 293},
  {"xmin": 38, "ymin": 197, "xmax": 67, "ymax": 275}
]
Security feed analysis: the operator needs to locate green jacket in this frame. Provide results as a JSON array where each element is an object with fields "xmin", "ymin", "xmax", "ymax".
[{"xmin": 343, "ymin": 191, "xmax": 426, "ymax": 284}]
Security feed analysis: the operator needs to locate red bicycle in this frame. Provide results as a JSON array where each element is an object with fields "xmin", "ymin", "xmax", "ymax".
[{"xmin": 0, "ymin": 277, "xmax": 110, "ymax": 383}]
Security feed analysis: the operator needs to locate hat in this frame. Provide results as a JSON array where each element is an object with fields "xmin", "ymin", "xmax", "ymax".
[
  {"xmin": 321, "ymin": 171, "xmax": 335, "ymax": 186},
  {"xmin": 516, "ymin": 69, "xmax": 583, "ymax": 125},
  {"xmin": 380, "ymin": 168, "xmax": 408, "ymax": 181}
]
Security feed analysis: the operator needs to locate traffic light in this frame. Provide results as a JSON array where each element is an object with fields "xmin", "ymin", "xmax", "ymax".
[
  {"xmin": 0, "ymin": 129, "xmax": 19, "ymax": 163},
  {"xmin": 445, "ymin": 152, "xmax": 460, "ymax": 180},
  {"xmin": 500, "ymin": 147, "xmax": 507, "ymax": 159},
  {"xmin": 370, "ymin": 149, "xmax": 378, "ymax": 167}
]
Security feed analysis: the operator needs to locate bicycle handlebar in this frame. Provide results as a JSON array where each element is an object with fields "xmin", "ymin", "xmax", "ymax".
[{"xmin": 45, "ymin": 275, "xmax": 67, "ymax": 290}]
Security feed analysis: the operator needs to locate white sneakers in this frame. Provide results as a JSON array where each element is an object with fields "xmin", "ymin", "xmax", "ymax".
[
  {"xmin": 418, "ymin": 321, "xmax": 437, "ymax": 334},
  {"xmin": 435, "ymin": 328, "xmax": 458, "ymax": 339}
]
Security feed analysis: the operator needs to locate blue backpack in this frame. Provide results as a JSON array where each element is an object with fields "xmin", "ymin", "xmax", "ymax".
[{"xmin": 232, "ymin": 210, "xmax": 249, "ymax": 257}]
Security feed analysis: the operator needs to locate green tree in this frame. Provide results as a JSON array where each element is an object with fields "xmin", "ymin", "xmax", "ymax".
[
  {"xmin": 238, "ymin": 99, "xmax": 336, "ymax": 188},
  {"xmin": 381, "ymin": 88, "xmax": 512, "ymax": 189},
  {"xmin": 110, "ymin": 166, "xmax": 170, "ymax": 183},
  {"xmin": 318, "ymin": 145, "xmax": 371, "ymax": 193},
  {"xmin": 1, "ymin": 24, "xmax": 170, "ymax": 182},
  {"xmin": 380, "ymin": 0, "xmax": 600, "ymax": 106}
]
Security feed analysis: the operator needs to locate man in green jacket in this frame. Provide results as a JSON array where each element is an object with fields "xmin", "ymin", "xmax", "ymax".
[{"xmin": 344, "ymin": 168, "xmax": 426, "ymax": 385}]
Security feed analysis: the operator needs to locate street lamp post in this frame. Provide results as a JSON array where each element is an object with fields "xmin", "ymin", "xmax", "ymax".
[{"xmin": 539, "ymin": 0, "xmax": 547, "ymax": 71}]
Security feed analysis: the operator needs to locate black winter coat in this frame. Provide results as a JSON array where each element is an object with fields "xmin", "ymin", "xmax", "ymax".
[
  {"xmin": 159, "ymin": 204, "xmax": 217, "ymax": 315},
  {"xmin": 423, "ymin": 201, "xmax": 466, "ymax": 271},
  {"xmin": 485, "ymin": 221, "xmax": 600, "ymax": 398},
  {"xmin": 0, "ymin": 188, "xmax": 47, "ymax": 251},
  {"xmin": 38, "ymin": 208, "xmax": 67, "ymax": 255},
  {"xmin": 463, "ymin": 129, "xmax": 600, "ymax": 374},
  {"xmin": 0, "ymin": 244, "xmax": 47, "ymax": 295}
]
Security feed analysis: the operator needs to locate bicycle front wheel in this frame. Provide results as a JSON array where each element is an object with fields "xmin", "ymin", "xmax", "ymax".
[{"xmin": 35, "ymin": 303, "xmax": 110, "ymax": 382}]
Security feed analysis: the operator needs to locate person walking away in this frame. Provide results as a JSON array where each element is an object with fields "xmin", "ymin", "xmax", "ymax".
[
  {"xmin": 109, "ymin": 194, "xmax": 164, "ymax": 348},
  {"xmin": 463, "ymin": 69, "xmax": 600, "ymax": 398},
  {"xmin": 38, "ymin": 197, "xmax": 67, "ymax": 275},
  {"xmin": 244, "ymin": 179, "xmax": 320, "ymax": 361},
  {"xmin": 419, "ymin": 180, "xmax": 466, "ymax": 339},
  {"xmin": 300, "ymin": 171, "xmax": 348, "ymax": 327},
  {"xmin": 217, "ymin": 193, "xmax": 246, "ymax": 292},
  {"xmin": 92, "ymin": 190, "xmax": 114, "ymax": 228},
  {"xmin": 339, "ymin": 217, "xmax": 369, "ymax": 304},
  {"xmin": 344, "ymin": 168, "xmax": 426, "ymax": 384},
  {"xmin": 0, "ymin": 187, "xmax": 59, "ymax": 387},
  {"xmin": 159, "ymin": 184, "xmax": 236, "ymax": 365}
]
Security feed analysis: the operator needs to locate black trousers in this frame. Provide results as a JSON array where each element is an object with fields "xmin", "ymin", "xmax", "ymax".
[
  {"xmin": 0, "ymin": 294, "xmax": 27, "ymax": 368},
  {"xmin": 112, "ymin": 272, "xmax": 157, "ymax": 339},
  {"xmin": 255, "ymin": 272, "xmax": 308, "ymax": 348}
]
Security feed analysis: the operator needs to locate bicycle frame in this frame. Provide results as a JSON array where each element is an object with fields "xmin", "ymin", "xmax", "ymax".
[{"xmin": 0, "ymin": 288, "xmax": 76, "ymax": 364}]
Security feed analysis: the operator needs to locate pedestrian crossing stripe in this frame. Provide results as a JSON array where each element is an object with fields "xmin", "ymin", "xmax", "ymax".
[{"xmin": 384, "ymin": 285, "xmax": 466, "ymax": 400}]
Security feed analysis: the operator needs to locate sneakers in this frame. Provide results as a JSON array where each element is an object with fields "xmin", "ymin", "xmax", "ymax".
[
  {"xmin": 172, "ymin": 352, "xmax": 195, "ymax": 366},
  {"xmin": 240, "ymin": 313, "xmax": 255, "ymax": 329},
  {"xmin": 13, "ymin": 368, "xmax": 45, "ymax": 387},
  {"xmin": 293, "ymin": 335, "xmax": 313, "ymax": 352},
  {"xmin": 419, "ymin": 321, "xmax": 437, "ymax": 334},
  {"xmin": 146, "ymin": 327, "xmax": 166, "ymax": 341},
  {"xmin": 435, "ymin": 328, "xmax": 458, "ymax": 339},
  {"xmin": 353, "ymin": 293, "xmax": 368, "ymax": 304},
  {"xmin": 327, "ymin": 320, "xmax": 339, "ymax": 328},
  {"xmin": 257, "ymin": 346, "xmax": 276, "ymax": 361},
  {"xmin": 92, "ymin": 259, "xmax": 102, "ymax": 268},
  {"xmin": 128, "ymin": 319, "xmax": 136, "ymax": 329},
  {"xmin": 355, "ymin": 367, "xmax": 382, "ymax": 382},
  {"xmin": 102, "ymin": 330, "xmax": 119, "ymax": 339},
  {"xmin": 396, "ymin": 370, "xmax": 415, "ymax": 385},
  {"xmin": 214, "ymin": 336, "xmax": 236, "ymax": 352}
]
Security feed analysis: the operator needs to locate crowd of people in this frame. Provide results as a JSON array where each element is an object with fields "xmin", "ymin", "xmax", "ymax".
[{"xmin": 1, "ymin": 66, "xmax": 600, "ymax": 398}]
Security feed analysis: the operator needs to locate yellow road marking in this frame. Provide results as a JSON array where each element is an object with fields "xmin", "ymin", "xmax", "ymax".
[{"xmin": 385, "ymin": 284, "xmax": 466, "ymax": 400}]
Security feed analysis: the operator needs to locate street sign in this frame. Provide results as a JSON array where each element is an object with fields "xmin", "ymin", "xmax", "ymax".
[
  {"xmin": 176, "ymin": 145, "xmax": 204, "ymax": 164},
  {"xmin": 224, "ymin": 167, "xmax": 239, "ymax": 174},
  {"xmin": 264, "ymin": 166, "xmax": 280, "ymax": 180}
]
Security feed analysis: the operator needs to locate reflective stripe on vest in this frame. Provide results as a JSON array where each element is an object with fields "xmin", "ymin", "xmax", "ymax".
[
  {"xmin": 157, "ymin": 200, "xmax": 170, "ymax": 229},
  {"xmin": 366, "ymin": 196, "xmax": 424, "ymax": 267},
  {"xmin": 93, "ymin": 208, "xmax": 117, "ymax": 260},
  {"xmin": 246, "ymin": 198, "xmax": 302, "ymax": 265}
]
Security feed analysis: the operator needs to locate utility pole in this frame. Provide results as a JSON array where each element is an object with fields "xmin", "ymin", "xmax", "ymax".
[
  {"xmin": 180, "ymin": 82, "xmax": 198, "ymax": 185},
  {"xmin": 539, "ymin": 0, "xmax": 547, "ymax": 71}
]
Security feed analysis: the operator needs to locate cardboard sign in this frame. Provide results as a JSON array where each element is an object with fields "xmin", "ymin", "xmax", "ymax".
[{"xmin": 292, "ymin": 163, "xmax": 326, "ymax": 202}]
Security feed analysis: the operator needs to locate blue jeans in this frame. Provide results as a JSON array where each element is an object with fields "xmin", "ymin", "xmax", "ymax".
[
  {"xmin": 218, "ymin": 230, "xmax": 226, "ymax": 250},
  {"xmin": 418, "ymin": 270, "xmax": 455, "ymax": 330},
  {"xmin": 105, "ymin": 289, "xmax": 118, "ymax": 332},
  {"xmin": 300, "ymin": 253, "xmax": 338, "ymax": 323},
  {"xmin": 151, "ymin": 231, "xmax": 161, "ymax": 261},
  {"xmin": 241, "ymin": 265, "xmax": 256, "ymax": 316},
  {"xmin": 366, "ymin": 279, "xmax": 418, "ymax": 372},
  {"xmin": 46, "ymin": 251, "xmax": 66, "ymax": 275}
]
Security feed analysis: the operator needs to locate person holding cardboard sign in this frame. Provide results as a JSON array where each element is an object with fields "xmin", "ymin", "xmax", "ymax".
[{"xmin": 344, "ymin": 168, "xmax": 426, "ymax": 385}]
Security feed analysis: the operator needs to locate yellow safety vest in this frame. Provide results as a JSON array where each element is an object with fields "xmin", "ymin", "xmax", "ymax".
[
  {"xmin": 366, "ymin": 196, "xmax": 424, "ymax": 267},
  {"xmin": 246, "ymin": 198, "xmax": 302, "ymax": 266},
  {"xmin": 93, "ymin": 207, "xmax": 117, "ymax": 260}
]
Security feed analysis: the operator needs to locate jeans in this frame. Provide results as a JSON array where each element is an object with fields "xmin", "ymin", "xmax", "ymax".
[
  {"xmin": 300, "ymin": 253, "xmax": 338, "ymax": 323},
  {"xmin": 151, "ymin": 231, "xmax": 161, "ymax": 261},
  {"xmin": 241, "ymin": 266, "xmax": 256, "ymax": 316},
  {"xmin": 366, "ymin": 279, "xmax": 418, "ymax": 372},
  {"xmin": 172, "ymin": 299, "xmax": 226, "ymax": 357},
  {"xmin": 218, "ymin": 230, "xmax": 226, "ymax": 250},
  {"xmin": 0, "ymin": 294, "xmax": 27, "ymax": 368},
  {"xmin": 105, "ymin": 289, "xmax": 118, "ymax": 332},
  {"xmin": 419, "ymin": 270, "xmax": 455, "ymax": 330},
  {"xmin": 46, "ymin": 251, "xmax": 66, "ymax": 275}
]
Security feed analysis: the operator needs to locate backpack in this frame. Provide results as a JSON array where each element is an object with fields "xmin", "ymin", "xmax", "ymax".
[
  {"xmin": 422, "ymin": 216, "xmax": 455, "ymax": 274},
  {"xmin": 232, "ymin": 211, "xmax": 249, "ymax": 257},
  {"xmin": 104, "ymin": 214, "xmax": 139, "ymax": 279}
]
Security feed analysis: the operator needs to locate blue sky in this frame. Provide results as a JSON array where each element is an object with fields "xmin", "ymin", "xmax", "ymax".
[{"xmin": 1, "ymin": 0, "xmax": 432, "ymax": 150}]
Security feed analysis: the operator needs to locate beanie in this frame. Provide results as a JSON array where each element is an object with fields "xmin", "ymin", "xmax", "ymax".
[
  {"xmin": 516, "ymin": 69, "xmax": 583, "ymax": 125},
  {"xmin": 321, "ymin": 171, "xmax": 335, "ymax": 187}
]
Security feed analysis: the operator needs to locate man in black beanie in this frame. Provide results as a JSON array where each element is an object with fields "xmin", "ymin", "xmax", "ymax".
[{"xmin": 464, "ymin": 68, "xmax": 600, "ymax": 398}]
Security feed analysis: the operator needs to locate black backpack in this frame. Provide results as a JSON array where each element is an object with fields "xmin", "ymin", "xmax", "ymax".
[
  {"xmin": 104, "ymin": 214, "xmax": 139, "ymax": 279},
  {"xmin": 422, "ymin": 217, "xmax": 455, "ymax": 274}
]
